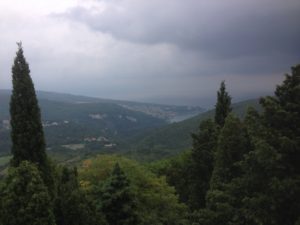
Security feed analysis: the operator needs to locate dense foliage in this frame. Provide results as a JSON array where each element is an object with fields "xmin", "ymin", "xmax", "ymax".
[
  {"xmin": 0, "ymin": 161, "xmax": 55, "ymax": 225},
  {"xmin": 79, "ymin": 155, "xmax": 189, "ymax": 225},
  {"xmin": 150, "ymin": 65, "xmax": 300, "ymax": 225},
  {"xmin": 127, "ymin": 98, "xmax": 260, "ymax": 161},
  {"xmin": 97, "ymin": 163, "xmax": 139, "ymax": 225},
  {"xmin": 54, "ymin": 166, "xmax": 104, "ymax": 225}
]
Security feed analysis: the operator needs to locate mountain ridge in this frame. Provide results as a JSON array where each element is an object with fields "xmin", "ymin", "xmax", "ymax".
[{"xmin": 0, "ymin": 89, "xmax": 205, "ymax": 121}]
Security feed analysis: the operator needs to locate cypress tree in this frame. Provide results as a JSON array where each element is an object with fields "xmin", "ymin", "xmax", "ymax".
[
  {"xmin": 9, "ymin": 42, "xmax": 53, "ymax": 189},
  {"xmin": 205, "ymin": 114, "xmax": 251, "ymax": 225},
  {"xmin": 99, "ymin": 163, "xmax": 138, "ymax": 225},
  {"xmin": 214, "ymin": 81, "xmax": 232, "ymax": 127},
  {"xmin": 54, "ymin": 167, "xmax": 105, "ymax": 225},
  {"xmin": 209, "ymin": 114, "xmax": 250, "ymax": 190},
  {"xmin": 189, "ymin": 119, "xmax": 218, "ymax": 209}
]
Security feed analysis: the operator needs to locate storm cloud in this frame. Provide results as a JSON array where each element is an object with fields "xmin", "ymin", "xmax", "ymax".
[
  {"xmin": 0, "ymin": 0, "xmax": 299, "ymax": 107},
  {"xmin": 63, "ymin": 0, "xmax": 300, "ymax": 59}
]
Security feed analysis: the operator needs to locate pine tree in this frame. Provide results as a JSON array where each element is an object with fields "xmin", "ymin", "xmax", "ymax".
[
  {"xmin": 99, "ymin": 163, "xmax": 138, "ymax": 225},
  {"xmin": 210, "ymin": 114, "xmax": 250, "ymax": 190},
  {"xmin": 189, "ymin": 119, "xmax": 218, "ymax": 209},
  {"xmin": 240, "ymin": 64, "xmax": 300, "ymax": 225},
  {"xmin": 237, "ymin": 133, "xmax": 279, "ymax": 225},
  {"xmin": 9, "ymin": 42, "xmax": 53, "ymax": 190},
  {"xmin": 204, "ymin": 114, "xmax": 251, "ymax": 225},
  {"xmin": 214, "ymin": 81, "xmax": 232, "ymax": 127},
  {"xmin": 260, "ymin": 64, "xmax": 300, "ymax": 175},
  {"xmin": 54, "ymin": 167, "xmax": 106, "ymax": 225},
  {"xmin": 0, "ymin": 161, "xmax": 55, "ymax": 225}
]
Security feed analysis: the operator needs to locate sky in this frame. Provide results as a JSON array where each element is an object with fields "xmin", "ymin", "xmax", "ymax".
[{"xmin": 0, "ymin": 0, "xmax": 299, "ymax": 107}]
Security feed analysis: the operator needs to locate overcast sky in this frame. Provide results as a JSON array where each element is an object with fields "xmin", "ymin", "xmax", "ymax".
[{"xmin": 0, "ymin": 0, "xmax": 299, "ymax": 107}]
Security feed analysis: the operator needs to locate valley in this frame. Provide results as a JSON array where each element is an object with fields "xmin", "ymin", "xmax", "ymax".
[
  {"xmin": 0, "ymin": 90, "xmax": 205, "ymax": 164},
  {"xmin": 0, "ymin": 89, "xmax": 261, "ymax": 165}
]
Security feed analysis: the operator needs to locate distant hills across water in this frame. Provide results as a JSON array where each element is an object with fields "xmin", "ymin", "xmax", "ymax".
[{"xmin": 0, "ymin": 89, "xmax": 260, "ymax": 163}]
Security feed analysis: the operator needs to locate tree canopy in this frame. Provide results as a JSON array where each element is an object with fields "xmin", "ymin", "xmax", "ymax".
[{"xmin": 0, "ymin": 161, "xmax": 55, "ymax": 225}]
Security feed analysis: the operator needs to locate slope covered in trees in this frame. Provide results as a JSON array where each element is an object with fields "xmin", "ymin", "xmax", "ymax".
[
  {"xmin": 0, "ymin": 44, "xmax": 299, "ymax": 225},
  {"xmin": 0, "ymin": 44, "xmax": 104, "ymax": 225},
  {"xmin": 0, "ymin": 93, "xmax": 167, "ymax": 155},
  {"xmin": 129, "ymin": 98, "xmax": 261, "ymax": 161},
  {"xmin": 0, "ymin": 93, "xmax": 260, "ymax": 163},
  {"xmin": 0, "ymin": 89, "xmax": 206, "ymax": 162},
  {"xmin": 150, "ymin": 65, "xmax": 300, "ymax": 225},
  {"xmin": 80, "ymin": 155, "xmax": 188, "ymax": 225},
  {"xmin": 0, "ymin": 45, "xmax": 188, "ymax": 225}
]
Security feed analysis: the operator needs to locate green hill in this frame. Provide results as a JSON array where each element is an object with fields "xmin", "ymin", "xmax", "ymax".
[
  {"xmin": 127, "ymin": 99, "xmax": 261, "ymax": 161},
  {"xmin": 0, "ymin": 89, "xmax": 261, "ymax": 163},
  {"xmin": 0, "ymin": 90, "xmax": 204, "ymax": 162}
]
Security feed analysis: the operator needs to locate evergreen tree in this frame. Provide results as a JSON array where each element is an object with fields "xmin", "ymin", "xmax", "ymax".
[
  {"xmin": 0, "ymin": 161, "xmax": 55, "ymax": 225},
  {"xmin": 160, "ymin": 150, "xmax": 194, "ymax": 205},
  {"xmin": 237, "ymin": 135, "xmax": 279, "ymax": 225},
  {"xmin": 210, "ymin": 114, "xmax": 250, "ymax": 190},
  {"xmin": 99, "ymin": 163, "xmax": 138, "ymax": 225},
  {"xmin": 54, "ymin": 167, "xmax": 106, "ymax": 225},
  {"xmin": 189, "ymin": 119, "xmax": 218, "ymax": 209},
  {"xmin": 260, "ymin": 64, "xmax": 300, "ymax": 175},
  {"xmin": 204, "ymin": 114, "xmax": 251, "ymax": 225},
  {"xmin": 240, "ymin": 65, "xmax": 300, "ymax": 225},
  {"xmin": 9, "ymin": 42, "xmax": 53, "ymax": 190},
  {"xmin": 214, "ymin": 81, "xmax": 232, "ymax": 127}
]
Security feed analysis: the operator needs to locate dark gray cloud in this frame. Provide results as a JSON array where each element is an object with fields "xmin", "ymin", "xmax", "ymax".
[
  {"xmin": 1, "ymin": 0, "xmax": 299, "ymax": 107},
  {"xmin": 64, "ymin": 0, "xmax": 300, "ymax": 59}
]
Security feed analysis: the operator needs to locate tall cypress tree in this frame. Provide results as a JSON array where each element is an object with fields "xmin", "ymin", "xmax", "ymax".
[
  {"xmin": 189, "ymin": 119, "xmax": 218, "ymax": 210},
  {"xmin": 214, "ymin": 81, "xmax": 232, "ymax": 127},
  {"xmin": 9, "ymin": 43, "xmax": 53, "ymax": 190},
  {"xmin": 210, "ymin": 114, "xmax": 250, "ymax": 190},
  {"xmin": 204, "ymin": 114, "xmax": 251, "ymax": 225}
]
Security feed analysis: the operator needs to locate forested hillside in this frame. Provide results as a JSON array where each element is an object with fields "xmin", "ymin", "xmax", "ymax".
[
  {"xmin": 0, "ymin": 90, "xmax": 204, "ymax": 161},
  {"xmin": 127, "ymin": 98, "xmax": 261, "ymax": 161},
  {"xmin": 148, "ymin": 69, "xmax": 300, "ymax": 224},
  {"xmin": 0, "ymin": 44, "xmax": 299, "ymax": 225}
]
